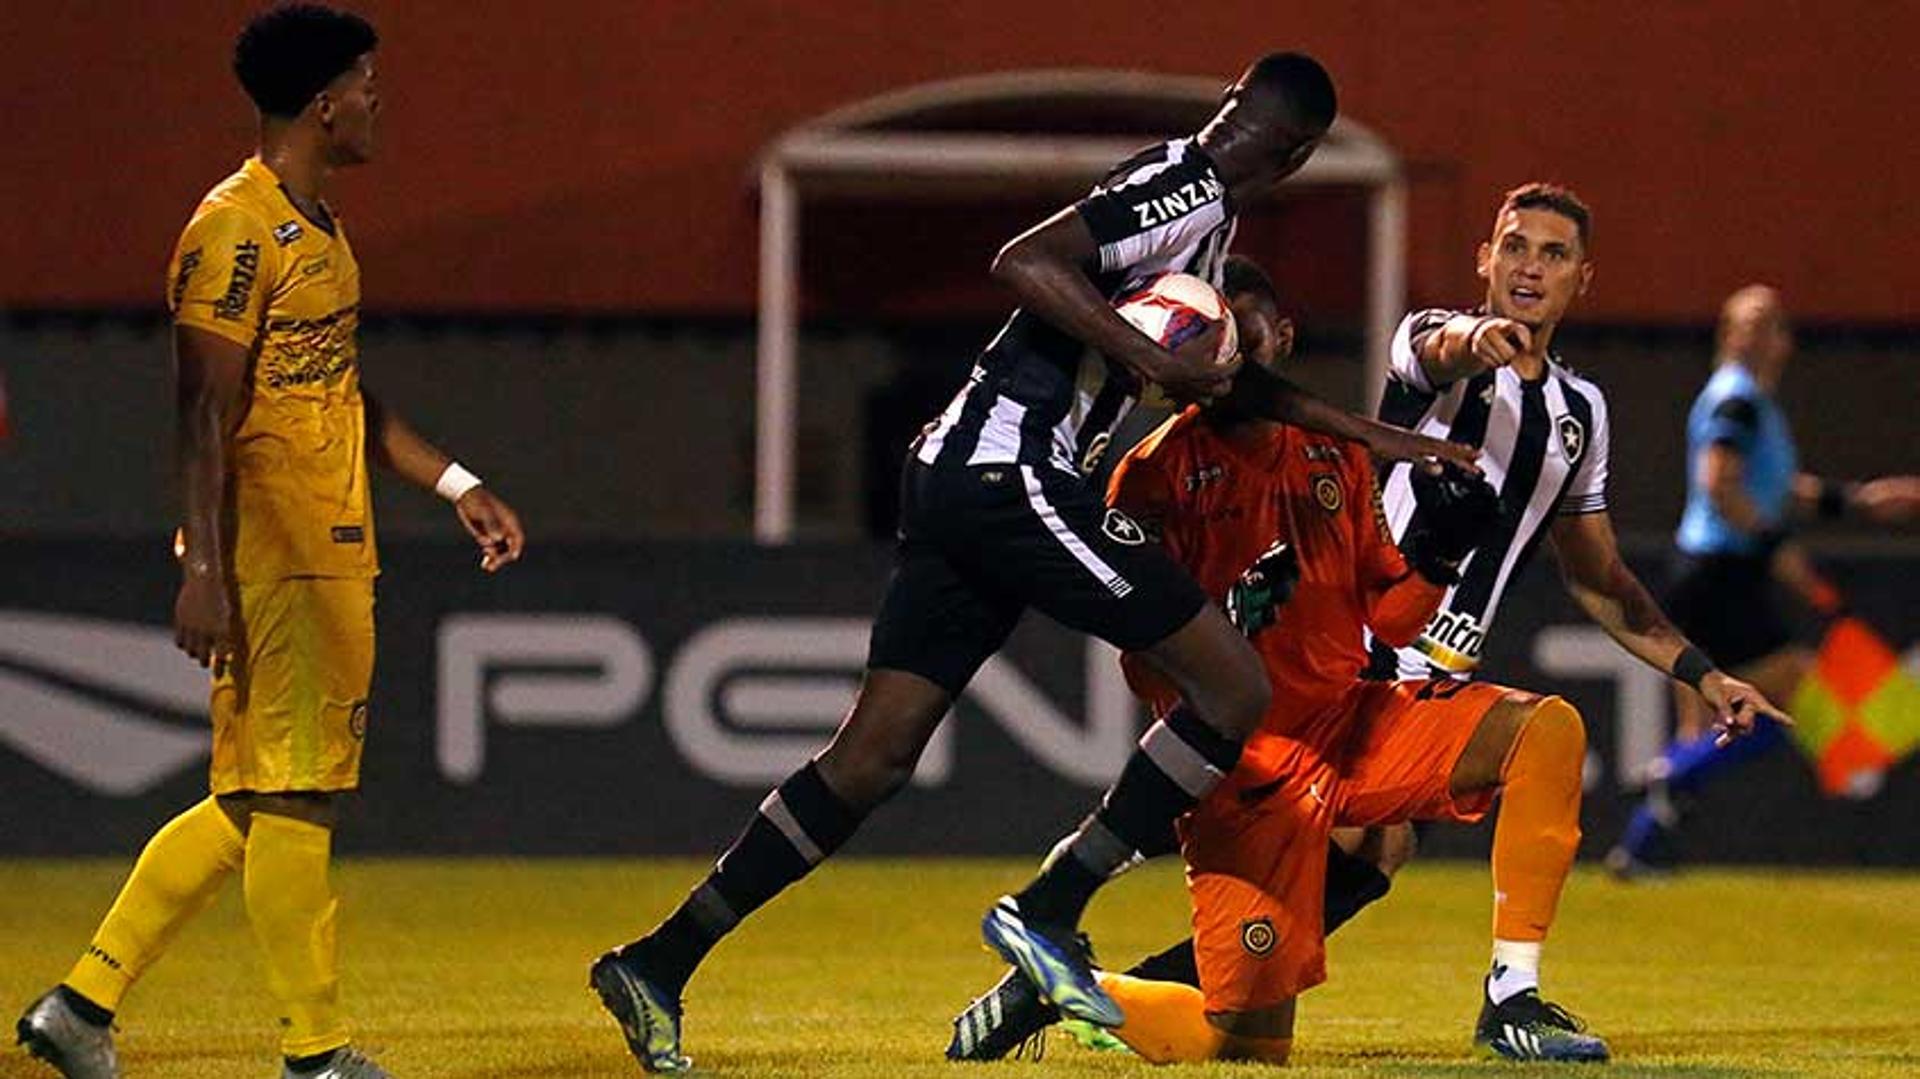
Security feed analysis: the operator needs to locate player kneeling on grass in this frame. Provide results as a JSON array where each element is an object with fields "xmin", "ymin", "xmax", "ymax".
[{"xmin": 954, "ymin": 268, "xmax": 1614, "ymax": 1065}]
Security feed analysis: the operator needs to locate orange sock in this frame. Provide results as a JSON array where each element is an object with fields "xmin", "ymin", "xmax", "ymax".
[
  {"xmin": 1098, "ymin": 972, "xmax": 1221, "ymax": 1063},
  {"xmin": 1491, "ymin": 696, "xmax": 1585, "ymax": 942},
  {"xmin": 1096, "ymin": 973, "xmax": 1291, "ymax": 1064}
]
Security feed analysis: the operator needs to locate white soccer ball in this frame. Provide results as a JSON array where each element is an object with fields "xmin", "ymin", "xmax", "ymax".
[{"xmin": 1113, "ymin": 272, "xmax": 1239, "ymax": 407}]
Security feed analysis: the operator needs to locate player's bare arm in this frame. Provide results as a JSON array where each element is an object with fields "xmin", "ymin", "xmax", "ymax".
[
  {"xmin": 1217, "ymin": 363, "xmax": 1481, "ymax": 473},
  {"xmin": 1793, "ymin": 471, "xmax": 1920, "ymax": 525},
  {"xmin": 172, "ymin": 325, "xmax": 249, "ymax": 676},
  {"xmin": 363, "ymin": 390, "xmax": 524, "ymax": 572},
  {"xmin": 1416, "ymin": 314, "xmax": 1532, "ymax": 386},
  {"xmin": 991, "ymin": 209, "xmax": 1239, "ymax": 399},
  {"xmin": 1547, "ymin": 510, "xmax": 1790, "ymax": 741}
]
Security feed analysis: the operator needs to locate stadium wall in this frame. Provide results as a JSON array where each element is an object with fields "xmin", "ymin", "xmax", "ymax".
[
  {"xmin": 4, "ymin": 1, "xmax": 1918, "ymax": 321},
  {"xmin": 2, "ymin": 538, "xmax": 1916, "ymax": 864}
]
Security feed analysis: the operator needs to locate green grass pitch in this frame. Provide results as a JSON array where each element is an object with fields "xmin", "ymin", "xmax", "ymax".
[{"xmin": 5, "ymin": 858, "xmax": 1917, "ymax": 1077}]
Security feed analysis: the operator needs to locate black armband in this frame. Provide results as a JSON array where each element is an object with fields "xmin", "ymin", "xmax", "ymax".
[
  {"xmin": 1816, "ymin": 478, "xmax": 1851, "ymax": 520},
  {"xmin": 1671, "ymin": 646, "xmax": 1715, "ymax": 691}
]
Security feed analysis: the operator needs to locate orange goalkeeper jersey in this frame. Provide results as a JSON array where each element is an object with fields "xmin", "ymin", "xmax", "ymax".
[{"xmin": 1110, "ymin": 407, "xmax": 1445, "ymax": 732}]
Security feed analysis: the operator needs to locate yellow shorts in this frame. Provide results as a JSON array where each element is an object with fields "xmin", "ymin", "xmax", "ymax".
[{"xmin": 209, "ymin": 576, "xmax": 375, "ymax": 795}]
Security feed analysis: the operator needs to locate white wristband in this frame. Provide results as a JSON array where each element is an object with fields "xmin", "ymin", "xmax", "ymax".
[{"xmin": 435, "ymin": 462, "xmax": 483, "ymax": 503}]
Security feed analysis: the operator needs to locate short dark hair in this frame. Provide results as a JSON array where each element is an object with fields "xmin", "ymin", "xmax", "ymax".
[
  {"xmin": 1222, "ymin": 255, "xmax": 1280, "ymax": 307},
  {"xmin": 234, "ymin": 4, "xmax": 377, "ymax": 118},
  {"xmin": 1500, "ymin": 182, "xmax": 1592, "ymax": 251},
  {"xmin": 1234, "ymin": 53, "xmax": 1338, "ymax": 134}
]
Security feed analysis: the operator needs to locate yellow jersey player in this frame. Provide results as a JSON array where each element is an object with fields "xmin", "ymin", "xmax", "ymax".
[{"xmin": 16, "ymin": 6, "xmax": 524, "ymax": 1079}]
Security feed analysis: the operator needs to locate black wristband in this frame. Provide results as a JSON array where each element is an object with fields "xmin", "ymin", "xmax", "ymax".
[
  {"xmin": 1816, "ymin": 478, "xmax": 1850, "ymax": 520},
  {"xmin": 1671, "ymin": 646, "xmax": 1715, "ymax": 691}
]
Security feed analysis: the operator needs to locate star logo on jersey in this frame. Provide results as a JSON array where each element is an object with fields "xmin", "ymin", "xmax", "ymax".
[
  {"xmin": 1102, "ymin": 508, "xmax": 1147, "ymax": 546},
  {"xmin": 1240, "ymin": 917, "xmax": 1276, "ymax": 957},
  {"xmin": 1557, "ymin": 414, "xmax": 1586, "ymax": 463},
  {"xmin": 1312, "ymin": 473, "xmax": 1343, "ymax": 513}
]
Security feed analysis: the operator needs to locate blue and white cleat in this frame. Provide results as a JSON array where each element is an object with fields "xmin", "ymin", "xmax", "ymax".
[
  {"xmin": 590, "ymin": 948, "xmax": 692, "ymax": 1074},
  {"xmin": 980, "ymin": 896, "xmax": 1123, "ymax": 1029},
  {"xmin": 1474, "ymin": 987, "xmax": 1610, "ymax": 1063}
]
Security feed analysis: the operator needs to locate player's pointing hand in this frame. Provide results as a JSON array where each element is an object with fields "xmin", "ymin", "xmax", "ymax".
[
  {"xmin": 1469, "ymin": 317, "xmax": 1532, "ymax": 370},
  {"xmin": 1699, "ymin": 671, "xmax": 1793, "ymax": 747}
]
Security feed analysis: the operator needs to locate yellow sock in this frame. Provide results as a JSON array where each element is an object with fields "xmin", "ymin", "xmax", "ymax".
[
  {"xmin": 65, "ymin": 797, "xmax": 244, "ymax": 1011},
  {"xmin": 1492, "ymin": 697, "xmax": 1585, "ymax": 942},
  {"xmin": 245, "ymin": 813, "xmax": 349, "ymax": 1058}
]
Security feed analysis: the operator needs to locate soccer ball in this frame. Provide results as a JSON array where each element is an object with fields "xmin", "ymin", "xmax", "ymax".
[{"xmin": 1113, "ymin": 272, "xmax": 1239, "ymax": 408}]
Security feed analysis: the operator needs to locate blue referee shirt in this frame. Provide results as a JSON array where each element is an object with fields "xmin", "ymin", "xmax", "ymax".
[{"xmin": 1676, "ymin": 362, "xmax": 1797, "ymax": 556}]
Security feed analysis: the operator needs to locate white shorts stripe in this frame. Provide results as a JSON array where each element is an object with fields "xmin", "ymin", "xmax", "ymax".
[{"xmin": 1017, "ymin": 465, "xmax": 1131, "ymax": 595}]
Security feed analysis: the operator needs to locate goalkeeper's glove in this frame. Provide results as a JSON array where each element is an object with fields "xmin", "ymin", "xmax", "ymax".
[
  {"xmin": 1226, "ymin": 539, "xmax": 1299, "ymax": 637},
  {"xmin": 1400, "ymin": 464, "xmax": 1501, "ymax": 585}
]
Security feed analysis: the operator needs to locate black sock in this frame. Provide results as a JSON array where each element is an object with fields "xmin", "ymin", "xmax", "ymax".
[
  {"xmin": 1119, "ymin": 844, "xmax": 1392, "ymax": 991},
  {"xmin": 1323, "ymin": 841, "xmax": 1392, "ymax": 933},
  {"xmin": 55, "ymin": 985, "xmax": 113, "ymax": 1028},
  {"xmin": 284, "ymin": 1049, "xmax": 339, "ymax": 1074},
  {"xmin": 630, "ymin": 761, "xmax": 863, "ymax": 996},
  {"xmin": 1125, "ymin": 939, "xmax": 1199, "ymax": 986},
  {"xmin": 1014, "ymin": 707, "xmax": 1242, "ymax": 928}
]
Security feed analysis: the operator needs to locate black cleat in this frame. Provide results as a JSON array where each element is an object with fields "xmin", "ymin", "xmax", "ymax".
[
  {"xmin": 946, "ymin": 967, "xmax": 1060, "ymax": 1061},
  {"xmin": 1475, "ymin": 986, "xmax": 1610, "ymax": 1063}
]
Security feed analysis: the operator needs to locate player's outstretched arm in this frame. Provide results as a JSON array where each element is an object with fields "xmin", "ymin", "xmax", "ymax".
[
  {"xmin": 173, "ymin": 325, "xmax": 249, "ymax": 676},
  {"xmin": 1794, "ymin": 471, "xmax": 1920, "ymax": 526},
  {"xmin": 1217, "ymin": 362, "xmax": 1481, "ymax": 473},
  {"xmin": 991, "ymin": 209, "xmax": 1239, "ymax": 399},
  {"xmin": 1548, "ymin": 511, "xmax": 1791, "ymax": 743},
  {"xmin": 363, "ymin": 389, "xmax": 525, "ymax": 573},
  {"xmin": 1416, "ymin": 313, "xmax": 1531, "ymax": 386}
]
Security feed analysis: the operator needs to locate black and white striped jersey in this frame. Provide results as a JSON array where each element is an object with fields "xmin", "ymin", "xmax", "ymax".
[
  {"xmin": 916, "ymin": 138, "xmax": 1237, "ymax": 479},
  {"xmin": 1374, "ymin": 308, "xmax": 1612, "ymax": 679}
]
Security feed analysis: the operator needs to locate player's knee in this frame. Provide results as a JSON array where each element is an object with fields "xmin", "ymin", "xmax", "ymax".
[
  {"xmin": 1224, "ymin": 1034, "xmax": 1292, "ymax": 1065},
  {"xmin": 1521, "ymin": 696, "xmax": 1587, "ymax": 767}
]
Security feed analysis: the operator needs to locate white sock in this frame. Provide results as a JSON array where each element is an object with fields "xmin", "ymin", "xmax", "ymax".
[{"xmin": 1488, "ymin": 939, "xmax": 1542, "ymax": 1004}]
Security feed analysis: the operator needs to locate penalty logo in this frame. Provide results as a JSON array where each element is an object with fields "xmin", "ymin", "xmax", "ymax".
[
  {"xmin": 1240, "ymin": 917, "xmax": 1276, "ymax": 957},
  {"xmin": 1102, "ymin": 508, "xmax": 1147, "ymax": 546}
]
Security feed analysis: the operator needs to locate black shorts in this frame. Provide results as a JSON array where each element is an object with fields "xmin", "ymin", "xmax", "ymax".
[
  {"xmin": 1662, "ymin": 551, "xmax": 1794, "ymax": 669},
  {"xmin": 867, "ymin": 458, "xmax": 1210, "ymax": 696}
]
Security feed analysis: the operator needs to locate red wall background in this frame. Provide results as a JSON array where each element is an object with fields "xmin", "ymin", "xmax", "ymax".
[{"xmin": 6, "ymin": 2, "xmax": 1916, "ymax": 321}]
